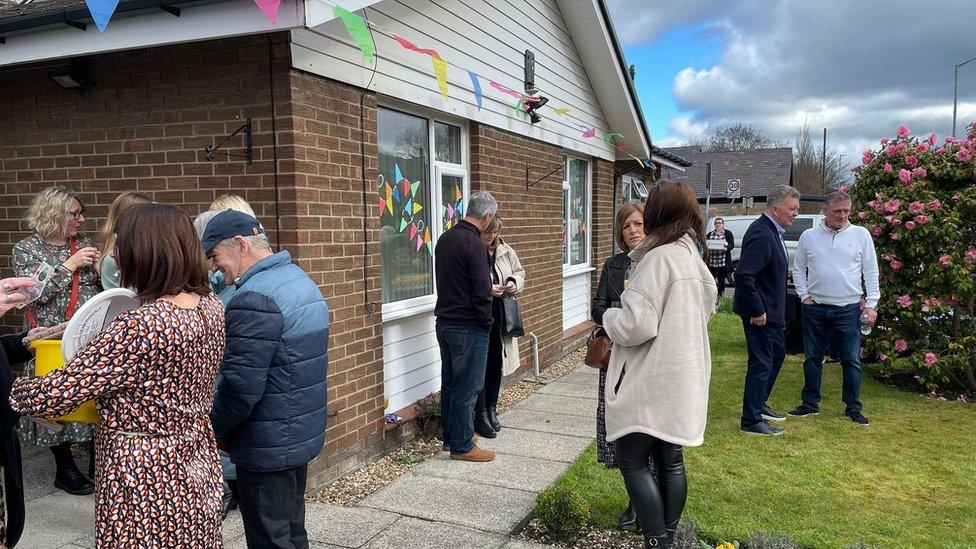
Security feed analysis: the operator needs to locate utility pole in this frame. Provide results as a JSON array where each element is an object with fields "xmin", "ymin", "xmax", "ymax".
[
  {"xmin": 821, "ymin": 128, "xmax": 827, "ymax": 191},
  {"xmin": 953, "ymin": 56, "xmax": 976, "ymax": 137},
  {"xmin": 703, "ymin": 161, "xmax": 712, "ymax": 229}
]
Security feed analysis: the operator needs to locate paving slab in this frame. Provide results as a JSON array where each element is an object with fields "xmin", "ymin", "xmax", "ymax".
[
  {"xmin": 21, "ymin": 491, "xmax": 95, "ymax": 549},
  {"xmin": 304, "ymin": 502, "xmax": 401, "ymax": 547},
  {"xmin": 411, "ymin": 452, "xmax": 570, "ymax": 493},
  {"xmin": 361, "ymin": 516, "xmax": 508, "ymax": 549},
  {"xmin": 517, "ymin": 393, "xmax": 598, "ymax": 418},
  {"xmin": 478, "ymin": 427, "xmax": 592, "ymax": 463},
  {"xmin": 360, "ymin": 473, "xmax": 536, "ymax": 534},
  {"xmin": 536, "ymin": 381, "xmax": 598, "ymax": 400},
  {"xmin": 549, "ymin": 369, "xmax": 598, "ymax": 387},
  {"xmin": 222, "ymin": 510, "xmax": 247, "ymax": 548},
  {"xmin": 496, "ymin": 408, "xmax": 593, "ymax": 438},
  {"xmin": 504, "ymin": 540, "xmax": 562, "ymax": 548}
]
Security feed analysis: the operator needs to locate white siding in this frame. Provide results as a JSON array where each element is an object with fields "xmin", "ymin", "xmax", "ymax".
[
  {"xmin": 292, "ymin": 0, "xmax": 616, "ymax": 161},
  {"xmin": 562, "ymin": 271, "xmax": 591, "ymax": 331},
  {"xmin": 382, "ymin": 311, "xmax": 441, "ymax": 413}
]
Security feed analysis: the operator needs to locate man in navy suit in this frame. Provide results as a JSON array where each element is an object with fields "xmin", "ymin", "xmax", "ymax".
[{"xmin": 733, "ymin": 185, "xmax": 800, "ymax": 436}]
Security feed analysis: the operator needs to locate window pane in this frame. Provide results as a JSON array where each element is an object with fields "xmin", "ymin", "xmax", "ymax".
[
  {"xmin": 378, "ymin": 108, "xmax": 433, "ymax": 303},
  {"xmin": 434, "ymin": 122, "xmax": 461, "ymax": 164},
  {"xmin": 441, "ymin": 175, "xmax": 465, "ymax": 232},
  {"xmin": 568, "ymin": 158, "xmax": 588, "ymax": 265}
]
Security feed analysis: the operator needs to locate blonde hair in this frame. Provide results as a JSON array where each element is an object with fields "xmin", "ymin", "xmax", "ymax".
[
  {"xmin": 615, "ymin": 202, "xmax": 645, "ymax": 252},
  {"xmin": 27, "ymin": 186, "xmax": 77, "ymax": 240},
  {"xmin": 100, "ymin": 191, "xmax": 151, "ymax": 271},
  {"xmin": 485, "ymin": 215, "xmax": 503, "ymax": 251},
  {"xmin": 210, "ymin": 194, "xmax": 256, "ymax": 217}
]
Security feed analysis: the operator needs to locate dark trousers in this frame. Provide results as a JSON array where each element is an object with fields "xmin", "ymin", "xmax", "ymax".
[
  {"xmin": 237, "ymin": 464, "xmax": 309, "ymax": 549},
  {"xmin": 741, "ymin": 321, "xmax": 786, "ymax": 427},
  {"xmin": 476, "ymin": 319, "xmax": 503, "ymax": 411},
  {"xmin": 708, "ymin": 265, "xmax": 727, "ymax": 298},
  {"xmin": 614, "ymin": 433, "xmax": 686, "ymax": 538},
  {"xmin": 801, "ymin": 303, "xmax": 863, "ymax": 413},
  {"xmin": 436, "ymin": 322, "xmax": 490, "ymax": 453}
]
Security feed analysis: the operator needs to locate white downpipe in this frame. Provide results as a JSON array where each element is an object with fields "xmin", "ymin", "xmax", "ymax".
[{"xmin": 527, "ymin": 332, "xmax": 540, "ymax": 380}]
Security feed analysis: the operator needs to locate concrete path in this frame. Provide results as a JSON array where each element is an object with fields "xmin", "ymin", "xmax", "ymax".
[{"xmin": 18, "ymin": 365, "xmax": 599, "ymax": 548}]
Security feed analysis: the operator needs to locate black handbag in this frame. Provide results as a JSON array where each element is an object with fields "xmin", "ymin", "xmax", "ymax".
[{"xmin": 501, "ymin": 296, "xmax": 525, "ymax": 337}]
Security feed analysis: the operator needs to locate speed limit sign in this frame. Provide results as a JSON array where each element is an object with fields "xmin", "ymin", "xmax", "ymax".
[{"xmin": 727, "ymin": 179, "xmax": 741, "ymax": 199}]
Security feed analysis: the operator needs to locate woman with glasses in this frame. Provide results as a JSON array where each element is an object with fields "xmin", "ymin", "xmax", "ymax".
[{"xmin": 10, "ymin": 186, "xmax": 103, "ymax": 496}]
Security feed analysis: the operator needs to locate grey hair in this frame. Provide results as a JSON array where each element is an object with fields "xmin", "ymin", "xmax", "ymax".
[
  {"xmin": 193, "ymin": 210, "xmax": 221, "ymax": 240},
  {"xmin": 217, "ymin": 233, "xmax": 271, "ymax": 253},
  {"xmin": 466, "ymin": 190, "xmax": 498, "ymax": 219},
  {"xmin": 824, "ymin": 191, "xmax": 852, "ymax": 206},
  {"xmin": 767, "ymin": 185, "xmax": 800, "ymax": 207}
]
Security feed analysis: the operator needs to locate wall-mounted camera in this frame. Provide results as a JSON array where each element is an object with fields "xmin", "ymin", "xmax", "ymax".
[{"xmin": 523, "ymin": 95, "xmax": 548, "ymax": 124}]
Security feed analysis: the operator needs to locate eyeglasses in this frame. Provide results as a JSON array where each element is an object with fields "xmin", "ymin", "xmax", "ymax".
[{"xmin": 68, "ymin": 209, "xmax": 85, "ymax": 220}]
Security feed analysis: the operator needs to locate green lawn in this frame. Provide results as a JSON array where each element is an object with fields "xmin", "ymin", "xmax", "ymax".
[{"xmin": 550, "ymin": 313, "xmax": 976, "ymax": 548}]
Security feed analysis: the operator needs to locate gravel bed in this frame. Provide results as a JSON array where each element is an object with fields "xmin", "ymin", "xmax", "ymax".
[
  {"xmin": 516, "ymin": 518, "xmax": 644, "ymax": 548},
  {"xmin": 307, "ymin": 347, "xmax": 587, "ymax": 506}
]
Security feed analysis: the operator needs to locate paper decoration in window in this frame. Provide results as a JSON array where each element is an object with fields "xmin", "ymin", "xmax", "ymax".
[
  {"xmin": 408, "ymin": 223, "xmax": 418, "ymax": 241},
  {"xmin": 424, "ymin": 228, "xmax": 432, "ymax": 254}
]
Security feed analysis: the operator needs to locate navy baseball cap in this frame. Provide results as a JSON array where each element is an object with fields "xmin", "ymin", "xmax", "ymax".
[{"xmin": 201, "ymin": 210, "xmax": 266, "ymax": 253}]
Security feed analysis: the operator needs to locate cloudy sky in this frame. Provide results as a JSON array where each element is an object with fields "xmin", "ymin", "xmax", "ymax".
[{"xmin": 606, "ymin": 0, "xmax": 976, "ymax": 166}]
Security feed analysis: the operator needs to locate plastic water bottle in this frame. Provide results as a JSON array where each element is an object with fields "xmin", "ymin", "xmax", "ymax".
[{"xmin": 859, "ymin": 312, "xmax": 872, "ymax": 336}]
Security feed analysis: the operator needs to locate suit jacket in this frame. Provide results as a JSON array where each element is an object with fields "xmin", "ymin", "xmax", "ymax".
[
  {"xmin": 592, "ymin": 252, "xmax": 630, "ymax": 325},
  {"xmin": 733, "ymin": 215, "xmax": 788, "ymax": 327}
]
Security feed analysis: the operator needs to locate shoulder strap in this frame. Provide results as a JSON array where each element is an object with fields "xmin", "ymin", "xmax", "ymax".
[{"xmin": 64, "ymin": 238, "xmax": 82, "ymax": 320}]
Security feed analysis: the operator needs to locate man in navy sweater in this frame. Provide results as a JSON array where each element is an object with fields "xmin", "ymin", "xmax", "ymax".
[{"xmin": 733, "ymin": 185, "xmax": 800, "ymax": 436}]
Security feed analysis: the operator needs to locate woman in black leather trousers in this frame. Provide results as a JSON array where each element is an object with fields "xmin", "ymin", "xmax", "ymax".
[
  {"xmin": 591, "ymin": 202, "xmax": 645, "ymax": 532},
  {"xmin": 614, "ymin": 434, "xmax": 686, "ymax": 546}
]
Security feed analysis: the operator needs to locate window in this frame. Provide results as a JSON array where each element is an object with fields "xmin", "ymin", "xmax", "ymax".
[
  {"xmin": 784, "ymin": 217, "xmax": 814, "ymax": 241},
  {"xmin": 378, "ymin": 107, "xmax": 467, "ymax": 311},
  {"xmin": 563, "ymin": 156, "xmax": 590, "ymax": 269}
]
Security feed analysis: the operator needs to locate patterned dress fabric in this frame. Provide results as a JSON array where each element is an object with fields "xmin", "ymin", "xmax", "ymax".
[
  {"xmin": 11, "ymin": 233, "xmax": 102, "ymax": 446},
  {"xmin": 705, "ymin": 231, "xmax": 728, "ymax": 267},
  {"xmin": 9, "ymin": 296, "xmax": 225, "ymax": 548}
]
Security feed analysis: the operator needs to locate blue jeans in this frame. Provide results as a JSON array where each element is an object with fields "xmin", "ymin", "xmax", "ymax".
[
  {"xmin": 436, "ymin": 323, "xmax": 490, "ymax": 453},
  {"xmin": 741, "ymin": 321, "xmax": 786, "ymax": 427},
  {"xmin": 800, "ymin": 303, "xmax": 863, "ymax": 413}
]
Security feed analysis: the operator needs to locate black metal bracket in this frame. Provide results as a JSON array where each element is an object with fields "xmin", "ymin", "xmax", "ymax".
[
  {"xmin": 205, "ymin": 118, "xmax": 253, "ymax": 164},
  {"xmin": 526, "ymin": 164, "xmax": 563, "ymax": 190},
  {"xmin": 0, "ymin": 37, "xmax": 6, "ymax": 45},
  {"xmin": 159, "ymin": 1, "xmax": 181, "ymax": 17},
  {"xmin": 63, "ymin": 12, "xmax": 86, "ymax": 31}
]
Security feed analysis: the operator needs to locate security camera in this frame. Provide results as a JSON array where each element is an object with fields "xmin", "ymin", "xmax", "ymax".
[{"xmin": 523, "ymin": 95, "xmax": 548, "ymax": 124}]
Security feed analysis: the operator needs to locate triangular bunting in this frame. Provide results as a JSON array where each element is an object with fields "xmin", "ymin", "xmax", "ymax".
[
  {"xmin": 415, "ymin": 235, "xmax": 424, "ymax": 251},
  {"xmin": 385, "ymin": 184, "xmax": 394, "ymax": 215},
  {"xmin": 333, "ymin": 6, "xmax": 375, "ymax": 62},
  {"xmin": 468, "ymin": 71, "xmax": 483, "ymax": 110},
  {"xmin": 403, "ymin": 199, "xmax": 413, "ymax": 215},
  {"xmin": 392, "ymin": 185, "xmax": 401, "ymax": 203},
  {"xmin": 553, "ymin": 107, "xmax": 571, "ymax": 115},
  {"xmin": 432, "ymin": 56, "xmax": 449, "ymax": 101},
  {"xmin": 399, "ymin": 218, "xmax": 409, "ymax": 232},
  {"xmin": 423, "ymin": 228, "xmax": 431, "ymax": 244},
  {"xmin": 85, "ymin": 0, "xmax": 121, "ymax": 32},
  {"xmin": 410, "ymin": 180, "xmax": 420, "ymax": 197},
  {"xmin": 401, "ymin": 179, "xmax": 411, "ymax": 198},
  {"xmin": 379, "ymin": 197, "xmax": 386, "ymax": 215},
  {"xmin": 583, "ymin": 128, "xmax": 597, "ymax": 138},
  {"xmin": 446, "ymin": 203, "xmax": 455, "ymax": 219},
  {"xmin": 408, "ymin": 223, "xmax": 418, "ymax": 241},
  {"xmin": 412, "ymin": 202, "xmax": 423, "ymax": 214}
]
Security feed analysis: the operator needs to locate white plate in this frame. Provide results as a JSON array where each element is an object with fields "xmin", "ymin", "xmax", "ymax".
[{"xmin": 61, "ymin": 288, "xmax": 141, "ymax": 362}]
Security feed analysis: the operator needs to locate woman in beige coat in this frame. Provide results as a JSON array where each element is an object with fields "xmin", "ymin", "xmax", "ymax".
[
  {"xmin": 474, "ymin": 216, "xmax": 526, "ymax": 438},
  {"xmin": 602, "ymin": 181, "xmax": 717, "ymax": 548}
]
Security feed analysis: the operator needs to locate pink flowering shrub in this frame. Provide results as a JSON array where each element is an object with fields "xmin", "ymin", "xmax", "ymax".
[{"xmin": 851, "ymin": 121, "xmax": 976, "ymax": 390}]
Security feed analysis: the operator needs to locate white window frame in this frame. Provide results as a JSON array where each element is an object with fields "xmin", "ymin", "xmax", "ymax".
[
  {"xmin": 379, "ymin": 103, "xmax": 469, "ymax": 322},
  {"xmin": 563, "ymin": 155, "xmax": 593, "ymax": 277}
]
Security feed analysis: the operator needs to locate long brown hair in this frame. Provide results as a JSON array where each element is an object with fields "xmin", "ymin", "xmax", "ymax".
[
  {"xmin": 643, "ymin": 181, "xmax": 705, "ymax": 251},
  {"xmin": 100, "ymin": 191, "xmax": 151, "ymax": 271},
  {"xmin": 116, "ymin": 203, "xmax": 211, "ymax": 301}
]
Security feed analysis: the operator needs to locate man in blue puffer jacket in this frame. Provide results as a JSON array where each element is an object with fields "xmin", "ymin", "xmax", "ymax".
[{"xmin": 203, "ymin": 210, "xmax": 329, "ymax": 549}]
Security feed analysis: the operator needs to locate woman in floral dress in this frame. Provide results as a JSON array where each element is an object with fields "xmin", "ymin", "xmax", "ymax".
[
  {"xmin": 10, "ymin": 203, "xmax": 225, "ymax": 547},
  {"xmin": 11, "ymin": 186, "xmax": 102, "ymax": 495}
]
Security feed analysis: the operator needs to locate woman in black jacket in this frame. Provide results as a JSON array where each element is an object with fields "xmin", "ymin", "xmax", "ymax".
[{"xmin": 591, "ymin": 202, "xmax": 645, "ymax": 532}]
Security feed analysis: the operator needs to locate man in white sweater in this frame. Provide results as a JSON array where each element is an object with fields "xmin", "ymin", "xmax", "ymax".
[{"xmin": 789, "ymin": 191, "xmax": 880, "ymax": 426}]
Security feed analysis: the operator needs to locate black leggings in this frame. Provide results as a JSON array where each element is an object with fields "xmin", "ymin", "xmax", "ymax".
[
  {"xmin": 708, "ymin": 265, "xmax": 727, "ymax": 297},
  {"xmin": 476, "ymin": 319, "xmax": 503, "ymax": 409},
  {"xmin": 613, "ymin": 433, "xmax": 687, "ymax": 537}
]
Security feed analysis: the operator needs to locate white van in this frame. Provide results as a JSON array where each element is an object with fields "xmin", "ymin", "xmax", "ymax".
[{"xmin": 706, "ymin": 214, "xmax": 824, "ymax": 285}]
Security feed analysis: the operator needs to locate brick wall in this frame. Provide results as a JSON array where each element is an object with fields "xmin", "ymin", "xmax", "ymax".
[{"xmin": 590, "ymin": 158, "xmax": 615, "ymax": 306}]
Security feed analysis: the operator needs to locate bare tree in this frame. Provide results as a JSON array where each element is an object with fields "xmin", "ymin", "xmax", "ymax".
[
  {"xmin": 689, "ymin": 123, "xmax": 787, "ymax": 152},
  {"xmin": 793, "ymin": 123, "xmax": 849, "ymax": 198}
]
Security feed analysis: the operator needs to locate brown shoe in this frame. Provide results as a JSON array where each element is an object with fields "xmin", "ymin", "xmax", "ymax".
[
  {"xmin": 442, "ymin": 436, "xmax": 478, "ymax": 452},
  {"xmin": 450, "ymin": 445, "xmax": 495, "ymax": 462}
]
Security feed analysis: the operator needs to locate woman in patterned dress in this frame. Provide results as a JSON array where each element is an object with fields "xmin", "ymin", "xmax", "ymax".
[
  {"xmin": 11, "ymin": 186, "xmax": 102, "ymax": 495},
  {"xmin": 591, "ymin": 201, "xmax": 646, "ymax": 532},
  {"xmin": 9, "ymin": 203, "xmax": 225, "ymax": 547}
]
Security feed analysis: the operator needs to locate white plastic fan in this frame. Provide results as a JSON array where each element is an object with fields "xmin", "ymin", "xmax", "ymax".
[{"xmin": 61, "ymin": 288, "xmax": 141, "ymax": 362}]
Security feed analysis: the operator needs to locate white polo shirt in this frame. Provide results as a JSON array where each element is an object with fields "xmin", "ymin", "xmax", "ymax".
[{"xmin": 793, "ymin": 221, "xmax": 881, "ymax": 309}]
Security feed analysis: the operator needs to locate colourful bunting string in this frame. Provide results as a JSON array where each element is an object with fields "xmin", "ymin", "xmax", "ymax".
[
  {"xmin": 553, "ymin": 107, "xmax": 571, "ymax": 116},
  {"xmin": 582, "ymin": 128, "xmax": 597, "ymax": 138},
  {"xmin": 85, "ymin": 0, "xmax": 120, "ymax": 32},
  {"xmin": 602, "ymin": 132, "xmax": 624, "ymax": 143},
  {"xmin": 392, "ymin": 34, "xmax": 440, "ymax": 57},
  {"xmin": 333, "ymin": 6, "xmax": 374, "ymax": 62},
  {"xmin": 432, "ymin": 56, "xmax": 449, "ymax": 101},
  {"xmin": 468, "ymin": 71, "xmax": 484, "ymax": 110},
  {"xmin": 385, "ymin": 184, "xmax": 393, "ymax": 215},
  {"xmin": 490, "ymin": 81, "xmax": 523, "ymax": 99}
]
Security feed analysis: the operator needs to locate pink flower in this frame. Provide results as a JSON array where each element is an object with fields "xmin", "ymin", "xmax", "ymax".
[
  {"xmin": 895, "ymin": 142, "xmax": 908, "ymax": 154},
  {"xmin": 839, "ymin": 184, "xmax": 850, "ymax": 193},
  {"xmin": 952, "ymin": 193, "xmax": 961, "ymax": 201},
  {"xmin": 924, "ymin": 353, "xmax": 938, "ymax": 365},
  {"xmin": 885, "ymin": 145, "xmax": 898, "ymax": 156},
  {"xmin": 889, "ymin": 232, "xmax": 901, "ymax": 240},
  {"xmin": 905, "ymin": 221, "xmax": 916, "ymax": 229},
  {"xmin": 912, "ymin": 167, "xmax": 927, "ymax": 179},
  {"xmin": 928, "ymin": 133, "xmax": 938, "ymax": 145},
  {"xmin": 890, "ymin": 259, "xmax": 902, "ymax": 271},
  {"xmin": 939, "ymin": 254, "xmax": 950, "ymax": 266},
  {"xmin": 926, "ymin": 199, "xmax": 941, "ymax": 211},
  {"xmin": 892, "ymin": 218, "xmax": 902, "ymax": 226},
  {"xmin": 916, "ymin": 143, "xmax": 929, "ymax": 153},
  {"xmin": 884, "ymin": 199, "xmax": 901, "ymax": 212},
  {"xmin": 862, "ymin": 150, "xmax": 874, "ymax": 164},
  {"xmin": 936, "ymin": 147, "xmax": 946, "ymax": 154},
  {"xmin": 898, "ymin": 169, "xmax": 912, "ymax": 183},
  {"xmin": 858, "ymin": 211, "xmax": 868, "ymax": 220},
  {"xmin": 908, "ymin": 201, "xmax": 924, "ymax": 214},
  {"xmin": 871, "ymin": 225, "xmax": 882, "ymax": 236},
  {"xmin": 957, "ymin": 148, "xmax": 971, "ymax": 162},
  {"xmin": 883, "ymin": 163, "xmax": 893, "ymax": 173},
  {"xmin": 879, "ymin": 354, "xmax": 889, "ymax": 361},
  {"xmin": 896, "ymin": 295, "xmax": 912, "ymax": 308},
  {"xmin": 965, "ymin": 248, "xmax": 976, "ymax": 262},
  {"xmin": 915, "ymin": 214, "xmax": 929, "ymax": 225},
  {"xmin": 921, "ymin": 300, "xmax": 931, "ymax": 313},
  {"xmin": 896, "ymin": 125, "xmax": 910, "ymax": 137},
  {"xmin": 905, "ymin": 155, "xmax": 918, "ymax": 167},
  {"xmin": 880, "ymin": 138, "xmax": 890, "ymax": 145},
  {"xmin": 894, "ymin": 339, "xmax": 908, "ymax": 352},
  {"xmin": 930, "ymin": 298, "xmax": 942, "ymax": 308}
]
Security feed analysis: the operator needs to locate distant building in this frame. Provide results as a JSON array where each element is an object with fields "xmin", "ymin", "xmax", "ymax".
[{"xmin": 664, "ymin": 146, "xmax": 794, "ymax": 206}]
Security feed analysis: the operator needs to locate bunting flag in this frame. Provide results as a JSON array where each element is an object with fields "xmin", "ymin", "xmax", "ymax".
[
  {"xmin": 432, "ymin": 56, "xmax": 449, "ymax": 101},
  {"xmin": 392, "ymin": 34, "xmax": 440, "ymax": 57},
  {"xmin": 379, "ymin": 197, "xmax": 386, "ymax": 214},
  {"xmin": 254, "ymin": 0, "xmax": 282, "ymax": 23},
  {"xmin": 85, "ymin": 0, "xmax": 120, "ymax": 32},
  {"xmin": 399, "ymin": 218, "xmax": 409, "ymax": 232},
  {"xmin": 410, "ymin": 180, "xmax": 420, "ymax": 197},
  {"xmin": 333, "ymin": 6, "xmax": 374, "ymax": 62},
  {"xmin": 468, "ymin": 71, "xmax": 484, "ymax": 110},
  {"xmin": 401, "ymin": 179, "xmax": 411, "ymax": 198},
  {"xmin": 624, "ymin": 151, "xmax": 646, "ymax": 168},
  {"xmin": 395, "ymin": 164, "xmax": 404, "ymax": 184},
  {"xmin": 385, "ymin": 184, "xmax": 393, "ymax": 215},
  {"xmin": 602, "ymin": 132, "xmax": 624, "ymax": 143},
  {"xmin": 415, "ymin": 234, "xmax": 424, "ymax": 251},
  {"xmin": 392, "ymin": 185, "xmax": 401, "ymax": 203},
  {"xmin": 553, "ymin": 107, "xmax": 571, "ymax": 116},
  {"xmin": 582, "ymin": 127, "xmax": 597, "ymax": 138},
  {"xmin": 490, "ymin": 80, "xmax": 523, "ymax": 99},
  {"xmin": 408, "ymin": 223, "xmax": 418, "ymax": 241},
  {"xmin": 402, "ymin": 199, "xmax": 414, "ymax": 215}
]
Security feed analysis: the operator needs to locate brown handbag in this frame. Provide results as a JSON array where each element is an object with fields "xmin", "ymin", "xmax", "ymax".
[{"xmin": 584, "ymin": 326, "xmax": 612, "ymax": 369}]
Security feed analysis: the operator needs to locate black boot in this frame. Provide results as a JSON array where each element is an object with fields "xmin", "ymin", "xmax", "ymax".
[
  {"xmin": 487, "ymin": 404, "xmax": 502, "ymax": 432},
  {"xmin": 221, "ymin": 480, "xmax": 239, "ymax": 521},
  {"xmin": 617, "ymin": 501, "xmax": 637, "ymax": 531},
  {"xmin": 473, "ymin": 407, "xmax": 497, "ymax": 438},
  {"xmin": 51, "ymin": 442, "xmax": 94, "ymax": 496},
  {"xmin": 644, "ymin": 534, "xmax": 669, "ymax": 548},
  {"xmin": 664, "ymin": 520, "xmax": 679, "ymax": 548}
]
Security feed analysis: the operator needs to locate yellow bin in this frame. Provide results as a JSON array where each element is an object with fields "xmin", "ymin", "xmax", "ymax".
[{"xmin": 30, "ymin": 340, "xmax": 100, "ymax": 424}]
